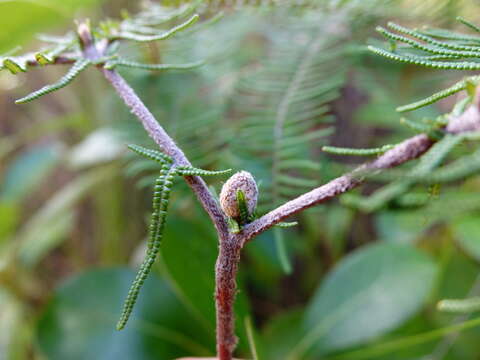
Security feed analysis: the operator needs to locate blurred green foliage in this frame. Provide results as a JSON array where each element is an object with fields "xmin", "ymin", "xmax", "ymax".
[{"xmin": 1, "ymin": 1, "xmax": 480, "ymax": 359}]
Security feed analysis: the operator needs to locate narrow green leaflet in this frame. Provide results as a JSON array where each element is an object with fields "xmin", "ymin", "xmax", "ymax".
[{"xmin": 15, "ymin": 58, "xmax": 90, "ymax": 104}]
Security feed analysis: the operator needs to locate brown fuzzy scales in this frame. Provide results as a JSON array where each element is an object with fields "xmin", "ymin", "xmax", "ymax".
[{"xmin": 219, "ymin": 171, "xmax": 258, "ymax": 219}]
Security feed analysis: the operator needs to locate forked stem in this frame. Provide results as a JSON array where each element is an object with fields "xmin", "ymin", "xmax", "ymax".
[{"xmin": 77, "ymin": 23, "xmax": 480, "ymax": 360}]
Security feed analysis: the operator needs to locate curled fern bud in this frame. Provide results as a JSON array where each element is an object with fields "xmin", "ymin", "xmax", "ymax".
[{"xmin": 219, "ymin": 171, "xmax": 258, "ymax": 219}]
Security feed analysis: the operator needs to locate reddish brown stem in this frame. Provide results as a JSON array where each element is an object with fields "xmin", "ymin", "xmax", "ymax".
[{"xmin": 215, "ymin": 239, "xmax": 241, "ymax": 359}]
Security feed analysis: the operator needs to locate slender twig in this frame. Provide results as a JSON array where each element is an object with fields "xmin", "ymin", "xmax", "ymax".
[
  {"xmin": 74, "ymin": 23, "xmax": 480, "ymax": 360},
  {"xmin": 236, "ymin": 134, "xmax": 434, "ymax": 246}
]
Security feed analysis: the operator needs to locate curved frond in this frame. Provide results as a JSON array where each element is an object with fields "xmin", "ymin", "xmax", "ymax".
[
  {"xmin": 15, "ymin": 58, "xmax": 90, "ymax": 104},
  {"xmin": 397, "ymin": 76, "xmax": 480, "ymax": 112},
  {"xmin": 322, "ymin": 144, "xmax": 395, "ymax": 156},
  {"xmin": 117, "ymin": 165, "xmax": 175, "ymax": 330},
  {"xmin": 105, "ymin": 58, "xmax": 204, "ymax": 71},
  {"xmin": 128, "ymin": 144, "xmax": 173, "ymax": 164}
]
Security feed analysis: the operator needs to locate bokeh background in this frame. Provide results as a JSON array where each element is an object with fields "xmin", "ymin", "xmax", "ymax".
[{"xmin": 1, "ymin": 0, "xmax": 480, "ymax": 359}]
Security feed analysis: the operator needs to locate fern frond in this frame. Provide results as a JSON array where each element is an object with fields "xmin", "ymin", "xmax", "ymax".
[
  {"xmin": 397, "ymin": 76, "xmax": 480, "ymax": 112},
  {"xmin": 456, "ymin": 17, "xmax": 480, "ymax": 34},
  {"xmin": 113, "ymin": 14, "xmax": 199, "ymax": 42},
  {"xmin": 117, "ymin": 165, "xmax": 175, "ymax": 330},
  {"xmin": 104, "ymin": 58, "xmax": 204, "ymax": 71},
  {"xmin": 376, "ymin": 26, "xmax": 480, "ymax": 59},
  {"xmin": 175, "ymin": 166, "xmax": 232, "ymax": 176},
  {"xmin": 276, "ymin": 221, "xmax": 298, "ymax": 227},
  {"xmin": 368, "ymin": 46, "xmax": 480, "ymax": 70},
  {"xmin": 127, "ymin": 144, "xmax": 173, "ymax": 164},
  {"xmin": 387, "ymin": 22, "xmax": 480, "ymax": 52},
  {"xmin": 420, "ymin": 27, "xmax": 480, "ymax": 43},
  {"xmin": 322, "ymin": 144, "xmax": 395, "ymax": 156},
  {"xmin": 15, "ymin": 58, "xmax": 90, "ymax": 104}
]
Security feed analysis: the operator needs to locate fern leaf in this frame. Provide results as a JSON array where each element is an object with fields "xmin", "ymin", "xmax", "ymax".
[
  {"xmin": 117, "ymin": 166, "xmax": 175, "ymax": 330},
  {"xmin": 322, "ymin": 144, "xmax": 395, "ymax": 156},
  {"xmin": 456, "ymin": 17, "xmax": 480, "ymax": 34},
  {"xmin": 114, "ymin": 14, "xmax": 199, "ymax": 42},
  {"xmin": 368, "ymin": 46, "xmax": 480, "ymax": 70},
  {"xmin": 15, "ymin": 58, "xmax": 90, "ymax": 104},
  {"xmin": 376, "ymin": 26, "xmax": 480, "ymax": 59},
  {"xmin": 128, "ymin": 144, "xmax": 173, "ymax": 164},
  {"xmin": 397, "ymin": 76, "xmax": 480, "ymax": 112},
  {"xmin": 276, "ymin": 221, "xmax": 298, "ymax": 227},
  {"xmin": 420, "ymin": 27, "xmax": 480, "ymax": 43},
  {"xmin": 105, "ymin": 58, "xmax": 204, "ymax": 71},
  {"xmin": 387, "ymin": 22, "xmax": 480, "ymax": 52},
  {"xmin": 175, "ymin": 166, "xmax": 232, "ymax": 176}
]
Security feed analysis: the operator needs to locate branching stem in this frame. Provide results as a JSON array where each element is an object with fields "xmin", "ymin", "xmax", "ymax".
[{"xmin": 77, "ymin": 24, "xmax": 480, "ymax": 360}]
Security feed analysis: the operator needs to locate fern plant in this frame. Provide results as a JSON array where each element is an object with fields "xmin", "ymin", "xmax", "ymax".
[{"xmin": 6, "ymin": 3, "xmax": 480, "ymax": 360}]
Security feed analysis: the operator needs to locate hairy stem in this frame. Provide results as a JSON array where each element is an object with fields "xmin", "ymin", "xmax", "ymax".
[
  {"xmin": 237, "ymin": 134, "xmax": 434, "ymax": 245},
  {"xmin": 215, "ymin": 239, "xmax": 241, "ymax": 359},
  {"xmin": 100, "ymin": 69, "xmax": 237, "ymax": 360}
]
